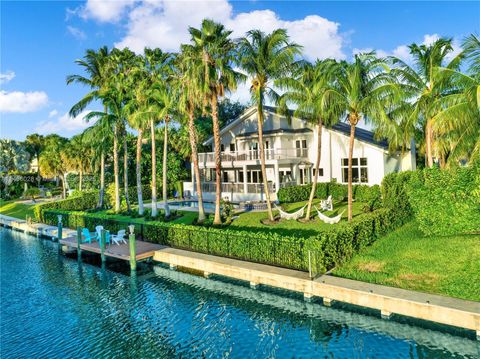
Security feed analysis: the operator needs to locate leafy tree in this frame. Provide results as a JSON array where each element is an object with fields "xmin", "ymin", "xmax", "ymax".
[
  {"xmin": 24, "ymin": 133, "xmax": 44, "ymax": 182},
  {"xmin": 0, "ymin": 140, "xmax": 31, "ymax": 173},
  {"xmin": 239, "ymin": 28, "xmax": 302, "ymax": 221}
]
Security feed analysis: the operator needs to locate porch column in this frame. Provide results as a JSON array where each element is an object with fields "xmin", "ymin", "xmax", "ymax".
[
  {"xmin": 243, "ymin": 164, "xmax": 248, "ymax": 194},
  {"xmin": 274, "ymin": 162, "xmax": 280, "ymax": 193}
]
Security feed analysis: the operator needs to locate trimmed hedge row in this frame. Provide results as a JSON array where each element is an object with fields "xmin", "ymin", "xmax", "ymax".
[
  {"xmin": 405, "ymin": 165, "xmax": 480, "ymax": 236},
  {"xmin": 43, "ymin": 206, "xmax": 396, "ymax": 273},
  {"xmin": 34, "ymin": 191, "xmax": 98, "ymax": 222},
  {"xmin": 105, "ymin": 183, "xmax": 152, "ymax": 207},
  {"xmin": 278, "ymin": 182, "xmax": 381, "ymax": 204}
]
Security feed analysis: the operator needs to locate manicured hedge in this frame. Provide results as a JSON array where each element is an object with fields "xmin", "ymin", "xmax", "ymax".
[
  {"xmin": 381, "ymin": 171, "xmax": 414, "ymax": 225},
  {"xmin": 34, "ymin": 191, "xmax": 98, "ymax": 222},
  {"xmin": 42, "ymin": 206, "xmax": 396, "ymax": 273},
  {"xmin": 405, "ymin": 165, "xmax": 480, "ymax": 236},
  {"xmin": 278, "ymin": 182, "xmax": 380, "ymax": 204}
]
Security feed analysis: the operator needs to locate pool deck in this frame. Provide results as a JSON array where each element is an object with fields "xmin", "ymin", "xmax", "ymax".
[
  {"xmin": 59, "ymin": 236, "xmax": 165, "ymax": 261},
  {"xmin": 153, "ymin": 246, "xmax": 480, "ymax": 337}
]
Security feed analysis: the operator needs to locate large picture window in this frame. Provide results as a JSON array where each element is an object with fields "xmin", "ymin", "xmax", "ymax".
[{"xmin": 341, "ymin": 158, "xmax": 368, "ymax": 183}]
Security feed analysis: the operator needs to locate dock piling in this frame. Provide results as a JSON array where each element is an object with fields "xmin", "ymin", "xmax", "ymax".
[
  {"xmin": 76, "ymin": 227, "xmax": 82, "ymax": 258},
  {"xmin": 100, "ymin": 229, "xmax": 106, "ymax": 263},
  {"xmin": 128, "ymin": 225, "xmax": 136, "ymax": 271},
  {"xmin": 56, "ymin": 215, "xmax": 63, "ymax": 243}
]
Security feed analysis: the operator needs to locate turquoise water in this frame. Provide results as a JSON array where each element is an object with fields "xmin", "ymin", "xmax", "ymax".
[{"xmin": 1, "ymin": 227, "xmax": 478, "ymax": 358}]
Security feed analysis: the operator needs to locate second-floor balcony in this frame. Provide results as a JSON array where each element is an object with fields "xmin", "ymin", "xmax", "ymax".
[{"xmin": 198, "ymin": 148, "xmax": 308, "ymax": 164}]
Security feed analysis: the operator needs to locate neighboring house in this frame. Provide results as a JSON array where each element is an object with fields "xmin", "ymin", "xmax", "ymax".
[{"xmin": 183, "ymin": 106, "xmax": 416, "ymax": 202}]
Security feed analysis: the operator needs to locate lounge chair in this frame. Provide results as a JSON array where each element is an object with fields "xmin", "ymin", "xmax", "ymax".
[
  {"xmin": 95, "ymin": 226, "xmax": 104, "ymax": 240},
  {"xmin": 274, "ymin": 204, "xmax": 306, "ymax": 220},
  {"xmin": 320, "ymin": 195, "xmax": 333, "ymax": 211},
  {"xmin": 81, "ymin": 228, "xmax": 96, "ymax": 243},
  {"xmin": 314, "ymin": 206, "xmax": 344, "ymax": 224},
  {"xmin": 111, "ymin": 229, "xmax": 127, "ymax": 245}
]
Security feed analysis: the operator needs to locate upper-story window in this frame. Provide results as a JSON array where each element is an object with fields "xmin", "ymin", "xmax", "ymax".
[
  {"xmin": 229, "ymin": 143, "xmax": 235, "ymax": 152},
  {"xmin": 220, "ymin": 144, "xmax": 225, "ymax": 152},
  {"xmin": 295, "ymin": 140, "xmax": 307, "ymax": 157},
  {"xmin": 341, "ymin": 158, "xmax": 368, "ymax": 183}
]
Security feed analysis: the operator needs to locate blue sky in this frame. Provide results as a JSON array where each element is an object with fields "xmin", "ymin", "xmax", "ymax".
[{"xmin": 1, "ymin": 0, "xmax": 479, "ymax": 141}]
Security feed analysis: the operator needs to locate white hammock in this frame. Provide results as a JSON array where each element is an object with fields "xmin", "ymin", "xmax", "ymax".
[
  {"xmin": 274, "ymin": 204, "xmax": 306, "ymax": 220},
  {"xmin": 314, "ymin": 206, "xmax": 344, "ymax": 224}
]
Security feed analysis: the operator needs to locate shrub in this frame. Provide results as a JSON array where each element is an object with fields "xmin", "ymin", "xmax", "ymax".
[
  {"xmin": 381, "ymin": 171, "xmax": 413, "ymax": 225},
  {"xmin": 405, "ymin": 165, "xmax": 480, "ymax": 236},
  {"xmin": 105, "ymin": 183, "xmax": 152, "ymax": 207},
  {"xmin": 34, "ymin": 191, "xmax": 98, "ymax": 222},
  {"xmin": 277, "ymin": 182, "xmax": 380, "ymax": 204}
]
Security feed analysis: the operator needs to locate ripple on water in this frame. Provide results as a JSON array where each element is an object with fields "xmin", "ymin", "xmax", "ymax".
[{"xmin": 1, "ymin": 228, "xmax": 478, "ymax": 359}]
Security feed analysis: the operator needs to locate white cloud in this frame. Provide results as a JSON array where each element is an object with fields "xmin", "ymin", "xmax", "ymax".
[
  {"xmin": 36, "ymin": 110, "xmax": 94, "ymax": 135},
  {"xmin": 114, "ymin": 1, "xmax": 346, "ymax": 61},
  {"xmin": 67, "ymin": 26, "xmax": 87, "ymax": 40},
  {"xmin": 355, "ymin": 33, "xmax": 462, "ymax": 65},
  {"xmin": 0, "ymin": 71, "xmax": 16, "ymax": 84},
  {"xmin": 80, "ymin": 0, "xmax": 136, "ymax": 23},
  {"xmin": 0, "ymin": 90, "xmax": 48, "ymax": 113},
  {"xmin": 48, "ymin": 109, "xmax": 58, "ymax": 118}
]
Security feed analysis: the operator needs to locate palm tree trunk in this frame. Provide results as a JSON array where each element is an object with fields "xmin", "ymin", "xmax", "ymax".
[
  {"xmin": 98, "ymin": 150, "xmax": 105, "ymax": 208},
  {"xmin": 151, "ymin": 119, "xmax": 158, "ymax": 217},
  {"xmin": 61, "ymin": 173, "xmax": 66, "ymax": 199},
  {"xmin": 211, "ymin": 95, "xmax": 222, "ymax": 225},
  {"xmin": 188, "ymin": 108, "xmax": 206, "ymax": 223},
  {"xmin": 305, "ymin": 119, "xmax": 323, "ymax": 220},
  {"xmin": 136, "ymin": 129, "xmax": 144, "ymax": 215},
  {"xmin": 425, "ymin": 119, "xmax": 434, "ymax": 167},
  {"xmin": 123, "ymin": 132, "xmax": 131, "ymax": 212},
  {"xmin": 113, "ymin": 123, "xmax": 120, "ymax": 212},
  {"xmin": 256, "ymin": 104, "xmax": 274, "ymax": 222},
  {"xmin": 347, "ymin": 121, "xmax": 356, "ymax": 222},
  {"xmin": 163, "ymin": 118, "xmax": 170, "ymax": 218}
]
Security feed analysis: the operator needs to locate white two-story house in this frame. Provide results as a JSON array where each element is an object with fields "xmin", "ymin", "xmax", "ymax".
[{"xmin": 183, "ymin": 106, "xmax": 416, "ymax": 202}]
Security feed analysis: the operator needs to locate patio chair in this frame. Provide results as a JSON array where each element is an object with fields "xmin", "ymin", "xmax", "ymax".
[
  {"xmin": 320, "ymin": 195, "xmax": 333, "ymax": 211},
  {"xmin": 111, "ymin": 229, "xmax": 127, "ymax": 245},
  {"xmin": 95, "ymin": 225, "xmax": 104, "ymax": 241},
  {"xmin": 81, "ymin": 228, "xmax": 96, "ymax": 243}
]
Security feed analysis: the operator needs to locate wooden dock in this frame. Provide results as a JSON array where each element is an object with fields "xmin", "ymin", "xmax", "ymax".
[{"xmin": 60, "ymin": 236, "xmax": 165, "ymax": 261}]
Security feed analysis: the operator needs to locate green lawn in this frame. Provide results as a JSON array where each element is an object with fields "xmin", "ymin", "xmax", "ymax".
[
  {"xmin": 93, "ymin": 208, "xmax": 198, "ymax": 225},
  {"xmin": 333, "ymin": 221, "xmax": 480, "ymax": 302},
  {"xmin": 0, "ymin": 200, "xmax": 35, "ymax": 220},
  {"xmin": 229, "ymin": 199, "xmax": 366, "ymax": 237}
]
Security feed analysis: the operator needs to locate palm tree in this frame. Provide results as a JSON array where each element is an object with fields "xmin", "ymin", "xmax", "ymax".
[
  {"xmin": 390, "ymin": 38, "xmax": 459, "ymax": 167},
  {"xmin": 67, "ymin": 47, "xmax": 122, "ymax": 210},
  {"xmin": 238, "ymin": 29, "xmax": 302, "ymax": 222},
  {"xmin": 176, "ymin": 47, "xmax": 207, "ymax": 223},
  {"xmin": 277, "ymin": 60, "xmax": 337, "ymax": 220},
  {"xmin": 431, "ymin": 34, "xmax": 480, "ymax": 165},
  {"xmin": 39, "ymin": 135, "xmax": 68, "ymax": 198},
  {"xmin": 24, "ymin": 134, "xmax": 44, "ymax": 185},
  {"xmin": 144, "ymin": 49, "xmax": 175, "ymax": 218},
  {"xmin": 188, "ymin": 19, "xmax": 244, "ymax": 224},
  {"xmin": 324, "ymin": 53, "xmax": 397, "ymax": 221},
  {"xmin": 82, "ymin": 119, "xmax": 113, "ymax": 208}
]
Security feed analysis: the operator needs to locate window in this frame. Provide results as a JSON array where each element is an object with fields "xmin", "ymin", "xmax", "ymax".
[
  {"xmin": 295, "ymin": 139, "xmax": 307, "ymax": 157},
  {"xmin": 341, "ymin": 157, "xmax": 368, "ymax": 183},
  {"xmin": 299, "ymin": 168, "xmax": 310, "ymax": 185},
  {"xmin": 220, "ymin": 144, "xmax": 225, "ymax": 152},
  {"xmin": 222, "ymin": 171, "xmax": 229, "ymax": 182},
  {"xmin": 238, "ymin": 170, "xmax": 244, "ymax": 183},
  {"xmin": 312, "ymin": 168, "xmax": 324, "ymax": 178},
  {"xmin": 279, "ymin": 170, "xmax": 292, "ymax": 183},
  {"xmin": 229, "ymin": 143, "xmax": 235, "ymax": 152},
  {"xmin": 247, "ymin": 170, "xmax": 262, "ymax": 183}
]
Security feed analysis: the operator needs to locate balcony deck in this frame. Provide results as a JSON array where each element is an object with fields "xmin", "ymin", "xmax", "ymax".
[{"xmin": 198, "ymin": 148, "xmax": 308, "ymax": 165}]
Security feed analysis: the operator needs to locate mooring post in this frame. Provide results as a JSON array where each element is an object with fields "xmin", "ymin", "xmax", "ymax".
[
  {"xmin": 100, "ymin": 229, "xmax": 106, "ymax": 263},
  {"xmin": 57, "ymin": 215, "xmax": 63, "ymax": 243},
  {"xmin": 76, "ymin": 226, "xmax": 82, "ymax": 258},
  {"xmin": 128, "ymin": 225, "xmax": 136, "ymax": 271}
]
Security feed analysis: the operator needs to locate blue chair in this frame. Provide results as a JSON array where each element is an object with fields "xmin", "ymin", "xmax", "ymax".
[{"xmin": 82, "ymin": 228, "xmax": 96, "ymax": 243}]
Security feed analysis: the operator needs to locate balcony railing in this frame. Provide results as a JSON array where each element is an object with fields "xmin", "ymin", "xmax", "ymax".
[
  {"xmin": 198, "ymin": 148, "xmax": 308, "ymax": 163},
  {"xmin": 200, "ymin": 182, "xmax": 275, "ymax": 194}
]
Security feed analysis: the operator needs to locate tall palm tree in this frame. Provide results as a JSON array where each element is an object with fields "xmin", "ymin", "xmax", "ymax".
[
  {"xmin": 390, "ymin": 38, "xmax": 459, "ymax": 167},
  {"xmin": 67, "ymin": 47, "xmax": 122, "ymax": 211},
  {"xmin": 431, "ymin": 34, "xmax": 480, "ymax": 165},
  {"xmin": 238, "ymin": 29, "xmax": 302, "ymax": 222},
  {"xmin": 188, "ymin": 19, "xmax": 244, "ymax": 224},
  {"xmin": 24, "ymin": 134, "xmax": 44, "ymax": 185},
  {"xmin": 277, "ymin": 60, "xmax": 337, "ymax": 220},
  {"xmin": 144, "ymin": 49, "xmax": 175, "ymax": 218},
  {"xmin": 324, "ymin": 53, "xmax": 397, "ymax": 221},
  {"xmin": 176, "ymin": 47, "xmax": 207, "ymax": 223}
]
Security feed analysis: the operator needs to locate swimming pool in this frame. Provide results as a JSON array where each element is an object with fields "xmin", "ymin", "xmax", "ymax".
[
  {"xmin": 167, "ymin": 200, "xmax": 238, "ymax": 211},
  {"xmin": 1, "ymin": 227, "xmax": 477, "ymax": 358}
]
